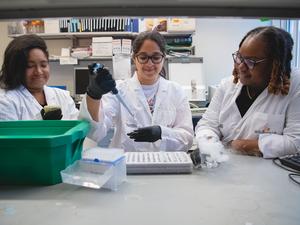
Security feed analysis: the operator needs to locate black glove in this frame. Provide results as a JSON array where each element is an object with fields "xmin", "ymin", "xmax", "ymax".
[
  {"xmin": 41, "ymin": 106, "xmax": 63, "ymax": 120},
  {"xmin": 87, "ymin": 63, "xmax": 117, "ymax": 100},
  {"xmin": 127, "ymin": 126, "xmax": 162, "ymax": 142}
]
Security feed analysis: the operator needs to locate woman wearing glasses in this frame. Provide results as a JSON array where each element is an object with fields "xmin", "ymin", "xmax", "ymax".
[
  {"xmin": 80, "ymin": 31, "xmax": 193, "ymax": 151},
  {"xmin": 195, "ymin": 26, "xmax": 300, "ymax": 158}
]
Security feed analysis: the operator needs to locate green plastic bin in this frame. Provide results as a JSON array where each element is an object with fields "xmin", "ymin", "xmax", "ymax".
[{"xmin": 0, "ymin": 120, "xmax": 90, "ymax": 185}]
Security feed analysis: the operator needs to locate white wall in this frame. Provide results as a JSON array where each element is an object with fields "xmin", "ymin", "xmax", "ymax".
[{"xmin": 193, "ymin": 18, "xmax": 271, "ymax": 87}]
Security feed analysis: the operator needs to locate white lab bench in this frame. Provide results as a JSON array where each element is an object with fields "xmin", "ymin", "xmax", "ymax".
[{"xmin": 0, "ymin": 153, "xmax": 299, "ymax": 225}]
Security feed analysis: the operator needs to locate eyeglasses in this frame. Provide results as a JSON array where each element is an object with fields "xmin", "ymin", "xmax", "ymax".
[
  {"xmin": 135, "ymin": 53, "xmax": 164, "ymax": 64},
  {"xmin": 232, "ymin": 51, "xmax": 267, "ymax": 70}
]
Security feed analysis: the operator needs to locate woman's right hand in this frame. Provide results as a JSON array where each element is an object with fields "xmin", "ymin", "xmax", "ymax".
[{"xmin": 87, "ymin": 63, "xmax": 116, "ymax": 100}]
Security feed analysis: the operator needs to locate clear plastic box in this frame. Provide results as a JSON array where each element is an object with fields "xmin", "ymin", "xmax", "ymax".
[{"xmin": 61, "ymin": 147, "xmax": 126, "ymax": 191}]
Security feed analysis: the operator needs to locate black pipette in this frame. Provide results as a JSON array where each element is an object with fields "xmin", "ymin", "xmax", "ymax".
[{"xmin": 90, "ymin": 63, "xmax": 135, "ymax": 117}]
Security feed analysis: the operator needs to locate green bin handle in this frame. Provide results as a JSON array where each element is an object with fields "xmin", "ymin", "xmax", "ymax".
[
  {"xmin": 66, "ymin": 121, "xmax": 90, "ymax": 162},
  {"xmin": 71, "ymin": 138, "xmax": 85, "ymax": 161}
]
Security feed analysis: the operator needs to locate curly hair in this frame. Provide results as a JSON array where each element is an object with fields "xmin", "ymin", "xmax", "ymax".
[
  {"xmin": 233, "ymin": 26, "xmax": 293, "ymax": 95},
  {"xmin": 0, "ymin": 34, "xmax": 49, "ymax": 90}
]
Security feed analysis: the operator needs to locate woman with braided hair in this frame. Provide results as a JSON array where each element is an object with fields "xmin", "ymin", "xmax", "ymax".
[{"xmin": 195, "ymin": 26, "xmax": 300, "ymax": 158}]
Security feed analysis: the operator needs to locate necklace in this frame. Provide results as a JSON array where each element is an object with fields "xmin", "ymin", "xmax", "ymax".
[{"xmin": 246, "ymin": 86, "xmax": 253, "ymax": 100}]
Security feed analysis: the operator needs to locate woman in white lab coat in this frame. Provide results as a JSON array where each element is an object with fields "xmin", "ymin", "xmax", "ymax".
[
  {"xmin": 195, "ymin": 26, "xmax": 300, "ymax": 158},
  {"xmin": 0, "ymin": 34, "xmax": 78, "ymax": 120},
  {"xmin": 80, "ymin": 31, "xmax": 193, "ymax": 151}
]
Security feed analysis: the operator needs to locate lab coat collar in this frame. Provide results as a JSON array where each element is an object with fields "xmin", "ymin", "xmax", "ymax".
[
  {"xmin": 151, "ymin": 78, "xmax": 168, "ymax": 123},
  {"xmin": 17, "ymin": 85, "xmax": 32, "ymax": 98},
  {"xmin": 234, "ymin": 81, "xmax": 268, "ymax": 107},
  {"xmin": 236, "ymin": 81, "xmax": 269, "ymax": 112},
  {"xmin": 129, "ymin": 72, "xmax": 168, "ymax": 92},
  {"xmin": 129, "ymin": 72, "xmax": 153, "ymax": 117},
  {"xmin": 223, "ymin": 81, "xmax": 269, "ymax": 142},
  {"xmin": 19, "ymin": 85, "xmax": 58, "ymax": 107},
  {"xmin": 152, "ymin": 76, "xmax": 168, "ymax": 109},
  {"xmin": 231, "ymin": 81, "xmax": 268, "ymax": 134},
  {"xmin": 16, "ymin": 85, "xmax": 44, "ymax": 113},
  {"xmin": 43, "ymin": 85, "xmax": 57, "ymax": 105},
  {"xmin": 130, "ymin": 72, "xmax": 143, "ymax": 91},
  {"xmin": 129, "ymin": 72, "xmax": 168, "ymax": 122},
  {"xmin": 18, "ymin": 84, "xmax": 51, "ymax": 98}
]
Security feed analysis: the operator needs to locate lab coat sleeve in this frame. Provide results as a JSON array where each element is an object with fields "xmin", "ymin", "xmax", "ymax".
[
  {"xmin": 159, "ymin": 94, "xmax": 194, "ymax": 152},
  {"xmin": 195, "ymin": 80, "xmax": 227, "ymax": 141},
  {"xmin": 79, "ymin": 93, "xmax": 118, "ymax": 143},
  {"xmin": 63, "ymin": 92, "xmax": 79, "ymax": 120},
  {"xmin": 259, "ymin": 90, "xmax": 300, "ymax": 158}
]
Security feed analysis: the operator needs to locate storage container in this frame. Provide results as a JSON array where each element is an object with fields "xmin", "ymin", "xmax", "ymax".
[
  {"xmin": 61, "ymin": 147, "xmax": 126, "ymax": 191},
  {"xmin": 0, "ymin": 120, "xmax": 90, "ymax": 185}
]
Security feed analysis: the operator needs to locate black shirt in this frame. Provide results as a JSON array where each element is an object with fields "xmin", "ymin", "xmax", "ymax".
[{"xmin": 235, "ymin": 85, "xmax": 258, "ymax": 117}]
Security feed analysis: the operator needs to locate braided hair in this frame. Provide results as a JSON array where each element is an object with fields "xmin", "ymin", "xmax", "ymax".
[{"xmin": 233, "ymin": 26, "xmax": 293, "ymax": 95}]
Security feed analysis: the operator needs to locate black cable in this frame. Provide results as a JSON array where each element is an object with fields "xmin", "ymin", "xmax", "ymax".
[
  {"xmin": 288, "ymin": 173, "xmax": 300, "ymax": 185},
  {"xmin": 272, "ymin": 158, "xmax": 300, "ymax": 173},
  {"xmin": 273, "ymin": 158, "xmax": 300, "ymax": 186}
]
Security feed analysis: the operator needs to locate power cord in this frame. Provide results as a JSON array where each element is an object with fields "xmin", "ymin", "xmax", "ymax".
[
  {"xmin": 272, "ymin": 158, "xmax": 300, "ymax": 173},
  {"xmin": 273, "ymin": 158, "xmax": 300, "ymax": 186},
  {"xmin": 288, "ymin": 173, "xmax": 300, "ymax": 185}
]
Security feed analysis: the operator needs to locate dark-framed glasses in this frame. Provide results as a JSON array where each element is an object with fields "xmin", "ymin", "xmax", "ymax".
[
  {"xmin": 232, "ymin": 51, "xmax": 267, "ymax": 70},
  {"xmin": 135, "ymin": 53, "xmax": 164, "ymax": 64}
]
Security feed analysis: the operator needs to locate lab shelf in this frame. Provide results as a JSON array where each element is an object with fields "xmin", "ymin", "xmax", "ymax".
[
  {"xmin": 49, "ymin": 56, "xmax": 113, "ymax": 62},
  {"xmin": 8, "ymin": 31, "xmax": 139, "ymax": 39},
  {"xmin": 8, "ymin": 31, "xmax": 194, "ymax": 39}
]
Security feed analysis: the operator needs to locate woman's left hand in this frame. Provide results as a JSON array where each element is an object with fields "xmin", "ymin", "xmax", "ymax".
[{"xmin": 230, "ymin": 139, "xmax": 262, "ymax": 157}]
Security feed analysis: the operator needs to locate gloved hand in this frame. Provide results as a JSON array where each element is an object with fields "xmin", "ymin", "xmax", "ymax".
[
  {"xmin": 127, "ymin": 126, "xmax": 162, "ymax": 142},
  {"xmin": 87, "ymin": 63, "xmax": 117, "ymax": 100},
  {"xmin": 41, "ymin": 106, "xmax": 63, "ymax": 120}
]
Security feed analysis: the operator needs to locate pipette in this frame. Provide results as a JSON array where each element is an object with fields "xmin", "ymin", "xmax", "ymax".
[{"xmin": 90, "ymin": 63, "xmax": 135, "ymax": 118}]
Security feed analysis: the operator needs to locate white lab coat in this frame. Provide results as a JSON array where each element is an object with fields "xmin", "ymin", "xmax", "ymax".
[
  {"xmin": 80, "ymin": 73, "xmax": 194, "ymax": 152},
  {"xmin": 0, "ymin": 85, "xmax": 78, "ymax": 120},
  {"xmin": 195, "ymin": 69, "xmax": 300, "ymax": 158}
]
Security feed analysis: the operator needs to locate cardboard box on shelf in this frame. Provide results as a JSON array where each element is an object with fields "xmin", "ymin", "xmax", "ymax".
[
  {"xmin": 144, "ymin": 18, "xmax": 167, "ymax": 31},
  {"xmin": 167, "ymin": 18, "xmax": 196, "ymax": 32},
  {"xmin": 112, "ymin": 39, "xmax": 122, "ymax": 55},
  {"xmin": 92, "ymin": 37, "xmax": 113, "ymax": 57},
  {"xmin": 121, "ymin": 39, "xmax": 132, "ymax": 54}
]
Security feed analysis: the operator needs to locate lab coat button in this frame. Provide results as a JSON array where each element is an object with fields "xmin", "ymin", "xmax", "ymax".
[{"xmin": 236, "ymin": 129, "xmax": 240, "ymax": 133}]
